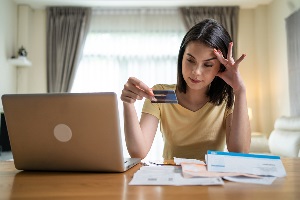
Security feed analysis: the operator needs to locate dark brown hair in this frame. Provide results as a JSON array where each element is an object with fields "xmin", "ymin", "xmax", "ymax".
[{"xmin": 176, "ymin": 18, "xmax": 234, "ymax": 108}]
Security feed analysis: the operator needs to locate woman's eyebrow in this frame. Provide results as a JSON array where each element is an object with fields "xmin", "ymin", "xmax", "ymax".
[
  {"xmin": 186, "ymin": 53, "xmax": 195, "ymax": 59},
  {"xmin": 187, "ymin": 53, "xmax": 217, "ymax": 61},
  {"xmin": 204, "ymin": 57, "xmax": 217, "ymax": 61}
]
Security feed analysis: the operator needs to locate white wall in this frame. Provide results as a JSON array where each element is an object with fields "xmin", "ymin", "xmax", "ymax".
[
  {"xmin": 14, "ymin": 6, "xmax": 47, "ymax": 94},
  {"xmin": 0, "ymin": 0, "xmax": 17, "ymax": 109},
  {"xmin": 27, "ymin": 9, "xmax": 47, "ymax": 93},
  {"xmin": 239, "ymin": 0, "xmax": 300, "ymax": 136},
  {"xmin": 239, "ymin": 6, "xmax": 274, "ymax": 136},
  {"xmin": 267, "ymin": 0, "xmax": 300, "ymax": 123}
]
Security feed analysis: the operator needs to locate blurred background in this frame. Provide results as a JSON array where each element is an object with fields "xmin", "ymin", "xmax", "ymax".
[{"xmin": 1, "ymin": 0, "xmax": 299, "ymax": 160}]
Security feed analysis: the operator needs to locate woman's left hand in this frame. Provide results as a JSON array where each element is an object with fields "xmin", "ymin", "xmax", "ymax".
[{"xmin": 213, "ymin": 42, "xmax": 246, "ymax": 93}]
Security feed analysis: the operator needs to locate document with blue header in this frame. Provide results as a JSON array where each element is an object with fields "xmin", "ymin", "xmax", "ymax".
[{"xmin": 206, "ymin": 151, "xmax": 286, "ymax": 177}]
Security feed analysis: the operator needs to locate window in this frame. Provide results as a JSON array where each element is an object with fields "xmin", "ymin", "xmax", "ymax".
[{"xmin": 71, "ymin": 8, "xmax": 185, "ymax": 160}]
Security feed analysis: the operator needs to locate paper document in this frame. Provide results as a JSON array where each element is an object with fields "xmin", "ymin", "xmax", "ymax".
[
  {"xmin": 223, "ymin": 176, "xmax": 277, "ymax": 185},
  {"xmin": 181, "ymin": 163, "xmax": 276, "ymax": 185},
  {"xmin": 174, "ymin": 157, "xmax": 205, "ymax": 165},
  {"xmin": 181, "ymin": 163, "xmax": 261, "ymax": 178},
  {"xmin": 206, "ymin": 151, "xmax": 286, "ymax": 177},
  {"xmin": 129, "ymin": 166, "xmax": 224, "ymax": 186}
]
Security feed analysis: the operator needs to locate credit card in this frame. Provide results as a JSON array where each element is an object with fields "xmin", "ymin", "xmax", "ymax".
[{"xmin": 151, "ymin": 90, "xmax": 178, "ymax": 103}]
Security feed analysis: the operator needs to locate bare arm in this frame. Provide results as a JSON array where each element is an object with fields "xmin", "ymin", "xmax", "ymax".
[
  {"xmin": 123, "ymin": 103, "xmax": 158, "ymax": 158},
  {"xmin": 226, "ymin": 88, "xmax": 251, "ymax": 153},
  {"xmin": 121, "ymin": 77, "xmax": 159, "ymax": 159},
  {"xmin": 214, "ymin": 42, "xmax": 251, "ymax": 153}
]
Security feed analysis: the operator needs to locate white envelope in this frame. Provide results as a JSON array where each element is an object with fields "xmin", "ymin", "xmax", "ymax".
[{"xmin": 206, "ymin": 150, "xmax": 286, "ymax": 177}]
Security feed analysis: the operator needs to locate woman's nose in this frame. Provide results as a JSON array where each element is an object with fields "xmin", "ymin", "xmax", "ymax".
[{"xmin": 192, "ymin": 65, "xmax": 202, "ymax": 75}]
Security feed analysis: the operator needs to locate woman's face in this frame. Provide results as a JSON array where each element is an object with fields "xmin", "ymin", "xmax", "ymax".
[{"xmin": 182, "ymin": 41, "xmax": 221, "ymax": 92}]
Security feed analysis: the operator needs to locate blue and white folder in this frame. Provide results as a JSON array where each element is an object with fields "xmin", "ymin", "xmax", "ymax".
[{"xmin": 206, "ymin": 151, "xmax": 286, "ymax": 177}]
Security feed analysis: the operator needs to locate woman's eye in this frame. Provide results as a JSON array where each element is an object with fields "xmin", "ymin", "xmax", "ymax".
[
  {"xmin": 204, "ymin": 64, "xmax": 213, "ymax": 67},
  {"xmin": 187, "ymin": 59, "xmax": 195, "ymax": 63}
]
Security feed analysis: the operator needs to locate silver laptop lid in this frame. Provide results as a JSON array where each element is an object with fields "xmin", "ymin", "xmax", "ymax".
[{"xmin": 2, "ymin": 92, "xmax": 130, "ymax": 172}]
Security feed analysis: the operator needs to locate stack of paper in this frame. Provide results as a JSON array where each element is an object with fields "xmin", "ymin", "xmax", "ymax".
[
  {"xmin": 129, "ymin": 151, "xmax": 287, "ymax": 186},
  {"xmin": 206, "ymin": 151, "xmax": 286, "ymax": 177},
  {"xmin": 129, "ymin": 166, "xmax": 224, "ymax": 186},
  {"xmin": 181, "ymin": 151, "xmax": 286, "ymax": 185}
]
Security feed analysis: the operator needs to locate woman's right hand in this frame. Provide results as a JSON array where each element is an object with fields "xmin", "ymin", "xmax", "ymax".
[{"xmin": 121, "ymin": 77, "xmax": 156, "ymax": 104}]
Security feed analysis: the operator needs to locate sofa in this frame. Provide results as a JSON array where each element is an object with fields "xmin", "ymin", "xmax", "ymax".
[{"xmin": 250, "ymin": 116, "xmax": 300, "ymax": 157}]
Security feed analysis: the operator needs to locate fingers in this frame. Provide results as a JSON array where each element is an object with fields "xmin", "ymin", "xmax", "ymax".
[
  {"xmin": 213, "ymin": 49, "xmax": 228, "ymax": 66},
  {"xmin": 227, "ymin": 42, "xmax": 233, "ymax": 61},
  {"xmin": 121, "ymin": 89, "xmax": 142, "ymax": 104},
  {"xmin": 213, "ymin": 42, "xmax": 246, "ymax": 69},
  {"xmin": 121, "ymin": 77, "xmax": 155, "ymax": 104},
  {"xmin": 235, "ymin": 54, "xmax": 246, "ymax": 65},
  {"xmin": 129, "ymin": 77, "xmax": 154, "ymax": 96}
]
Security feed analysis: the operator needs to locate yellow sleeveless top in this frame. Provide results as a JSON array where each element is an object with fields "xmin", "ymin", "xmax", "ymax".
[{"xmin": 142, "ymin": 84, "xmax": 233, "ymax": 161}]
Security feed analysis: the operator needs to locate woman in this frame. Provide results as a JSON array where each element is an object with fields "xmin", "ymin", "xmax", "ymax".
[{"xmin": 121, "ymin": 19, "xmax": 251, "ymax": 161}]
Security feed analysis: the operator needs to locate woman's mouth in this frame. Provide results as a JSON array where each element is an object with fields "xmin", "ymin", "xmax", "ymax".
[{"xmin": 189, "ymin": 77, "xmax": 202, "ymax": 84}]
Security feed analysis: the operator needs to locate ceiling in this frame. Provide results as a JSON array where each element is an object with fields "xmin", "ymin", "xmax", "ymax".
[{"xmin": 14, "ymin": 0, "xmax": 273, "ymax": 9}]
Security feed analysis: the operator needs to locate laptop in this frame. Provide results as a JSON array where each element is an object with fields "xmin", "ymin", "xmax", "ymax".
[{"xmin": 1, "ymin": 92, "xmax": 141, "ymax": 172}]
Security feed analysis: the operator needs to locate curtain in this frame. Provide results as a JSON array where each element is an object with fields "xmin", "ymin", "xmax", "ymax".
[
  {"xmin": 180, "ymin": 6, "xmax": 239, "ymax": 58},
  {"xmin": 71, "ymin": 8, "xmax": 185, "ymax": 160},
  {"xmin": 47, "ymin": 7, "xmax": 91, "ymax": 93},
  {"xmin": 286, "ymin": 9, "xmax": 300, "ymax": 116}
]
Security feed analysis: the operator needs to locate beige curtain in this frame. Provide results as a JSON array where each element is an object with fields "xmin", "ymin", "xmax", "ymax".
[
  {"xmin": 47, "ymin": 7, "xmax": 91, "ymax": 93},
  {"xmin": 180, "ymin": 6, "xmax": 239, "ymax": 58},
  {"xmin": 286, "ymin": 9, "xmax": 300, "ymax": 116}
]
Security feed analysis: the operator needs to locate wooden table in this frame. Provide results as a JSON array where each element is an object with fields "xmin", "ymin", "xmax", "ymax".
[{"xmin": 0, "ymin": 158, "xmax": 299, "ymax": 200}]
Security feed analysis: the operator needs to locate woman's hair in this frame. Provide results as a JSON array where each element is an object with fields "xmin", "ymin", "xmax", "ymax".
[{"xmin": 176, "ymin": 18, "xmax": 234, "ymax": 109}]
